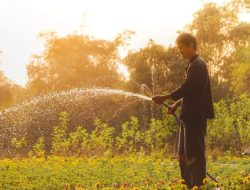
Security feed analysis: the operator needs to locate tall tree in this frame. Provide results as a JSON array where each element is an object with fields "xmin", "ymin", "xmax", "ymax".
[
  {"xmin": 26, "ymin": 31, "xmax": 132, "ymax": 96},
  {"xmin": 229, "ymin": 42, "xmax": 250, "ymax": 96},
  {"xmin": 187, "ymin": 2, "xmax": 250, "ymax": 100},
  {"xmin": 0, "ymin": 71, "xmax": 13, "ymax": 109},
  {"xmin": 123, "ymin": 40, "xmax": 185, "ymax": 94}
]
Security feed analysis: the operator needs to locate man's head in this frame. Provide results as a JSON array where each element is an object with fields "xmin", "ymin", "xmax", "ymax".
[{"xmin": 176, "ymin": 33, "xmax": 197, "ymax": 60}]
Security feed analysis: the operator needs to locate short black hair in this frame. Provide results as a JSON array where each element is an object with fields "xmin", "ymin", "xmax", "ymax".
[{"xmin": 176, "ymin": 33, "xmax": 197, "ymax": 50}]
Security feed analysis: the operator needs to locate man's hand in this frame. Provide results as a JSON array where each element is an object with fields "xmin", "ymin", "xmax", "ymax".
[
  {"xmin": 167, "ymin": 99, "xmax": 182, "ymax": 115},
  {"xmin": 152, "ymin": 94, "xmax": 171, "ymax": 104},
  {"xmin": 167, "ymin": 104, "xmax": 179, "ymax": 115}
]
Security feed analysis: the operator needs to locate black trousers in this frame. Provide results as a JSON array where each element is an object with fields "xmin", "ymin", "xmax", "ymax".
[{"xmin": 178, "ymin": 118, "xmax": 207, "ymax": 188}]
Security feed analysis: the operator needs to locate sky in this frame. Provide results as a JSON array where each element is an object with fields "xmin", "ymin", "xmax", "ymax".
[{"xmin": 0, "ymin": 0, "xmax": 249, "ymax": 86}]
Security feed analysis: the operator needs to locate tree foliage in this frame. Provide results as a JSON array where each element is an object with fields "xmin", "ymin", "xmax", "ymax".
[{"xmin": 26, "ymin": 32, "xmax": 133, "ymax": 96}]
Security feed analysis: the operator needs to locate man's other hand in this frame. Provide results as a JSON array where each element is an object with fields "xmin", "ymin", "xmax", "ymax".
[{"xmin": 167, "ymin": 104, "xmax": 179, "ymax": 115}]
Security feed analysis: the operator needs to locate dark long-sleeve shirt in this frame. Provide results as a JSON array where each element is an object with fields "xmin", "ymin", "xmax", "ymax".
[{"xmin": 170, "ymin": 54, "xmax": 215, "ymax": 123}]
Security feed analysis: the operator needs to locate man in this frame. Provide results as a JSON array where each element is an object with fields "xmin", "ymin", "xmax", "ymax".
[{"xmin": 152, "ymin": 33, "xmax": 215, "ymax": 189}]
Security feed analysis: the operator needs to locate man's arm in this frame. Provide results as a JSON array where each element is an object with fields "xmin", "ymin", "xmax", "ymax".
[
  {"xmin": 152, "ymin": 63, "xmax": 201, "ymax": 104},
  {"xmin": 170, "ymin": 63, "xmax": 200, "ymax": 101}
]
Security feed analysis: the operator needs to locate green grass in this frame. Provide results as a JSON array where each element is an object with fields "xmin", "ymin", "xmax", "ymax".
[{"xmin": 0, "ymin": 155, "xmax": 249, "ymax": 189}]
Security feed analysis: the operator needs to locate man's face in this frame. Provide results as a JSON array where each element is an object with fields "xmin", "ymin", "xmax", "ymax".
[{"xmin": 176, "ymin": 42, "xmax": 194, "ymax": 59}]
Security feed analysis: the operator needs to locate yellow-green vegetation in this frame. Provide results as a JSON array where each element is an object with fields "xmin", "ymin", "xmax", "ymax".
[
  {"xmin": 0, "ymin": 96, "xmax": 249, "ymax": 189},
  {"xmin": 0, "ymin": 155, "xmax": 249, "ymax": 190},
  {"xmin": 1, "ymin": 94, "xmax": 249, "ymax": 159}
]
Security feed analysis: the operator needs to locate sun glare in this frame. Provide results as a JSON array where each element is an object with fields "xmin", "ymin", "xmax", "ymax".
[
  {"xmin": 0, "ymin": 0, "xmax": 249, "ymax": 85},
  {"xmin": 117, "ymin": 63, "xmax": 130, "ymax": 81}
]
